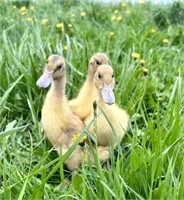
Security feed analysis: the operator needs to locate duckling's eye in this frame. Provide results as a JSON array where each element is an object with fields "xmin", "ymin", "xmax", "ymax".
[
  {"xmin": 46, "ymin": 60, "xmax": 49, "ymax": 64},
  {"xmin": 57, "ymin": 65, "xmax": 62, "ymax": 70},
  {"xmin": 96, "ymin": 60, "xmax": 101, "ymax": 65},
  {"xmin": 112, "ymin": 74, "xmax": 114, "ymax": 78},
  {"xmin": 98, "ymin": 74, "xmax": 103, "ymax": 79}
]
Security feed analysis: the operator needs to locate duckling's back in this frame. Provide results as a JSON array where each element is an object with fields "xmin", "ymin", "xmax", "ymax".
[{"xmin": 69, "ymin": 81, "xmax": 98, "ymax": 120}]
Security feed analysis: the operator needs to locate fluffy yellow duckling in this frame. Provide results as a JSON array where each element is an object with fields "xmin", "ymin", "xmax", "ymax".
[
  {"xmin": 36, "ymin": 55, "xmax": 87, "ymax": 171},
  {"xmin": 85, "ymin": 64, "xmax": 129, "ymax": 147},
  {"xmin": 69, "ymin": 52, "xmax": 109, "ymax": 120}
]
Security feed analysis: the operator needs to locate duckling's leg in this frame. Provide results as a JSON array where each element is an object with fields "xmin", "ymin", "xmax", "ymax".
[
  {"xmin": 97, "ymin": 146, "xmax": 110, "ymax": 162},
  {"xmin": 85, "ymin": 144, "xmax": 110, "ymax": 164},
  {"xmin": 60, "ymin": 144, "xmax": 85, "ymax": 171}
]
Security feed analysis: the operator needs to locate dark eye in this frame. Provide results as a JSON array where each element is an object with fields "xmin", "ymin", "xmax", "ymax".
[
  {"xmin": 98, "ymin": 74, "xmax": 103, "ymax": 79},
  {"xmin": 112, "ymin": 74, "xmax": 114, "ymax": 78},
  {"xmin": 96, "ymin": 60, "xmax": 101, "ymax": 65},
  {"xmin": 57, "ymin": 65, "xmax": 62, "ymax": 70},
  {"xmin": 46, "ymin": 60, "xmax": 49, "ymax": 64}
]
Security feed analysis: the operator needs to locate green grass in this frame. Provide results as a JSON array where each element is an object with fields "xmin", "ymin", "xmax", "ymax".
[{"xmin": 0, "ymin": 0, "xmax": 184, "ymax": 199}]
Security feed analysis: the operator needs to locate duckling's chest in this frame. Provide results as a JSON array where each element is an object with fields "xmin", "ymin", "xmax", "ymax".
[
  {"xmin": 85, "ymin": 105, "xmax": 121, "ymax": 146},
  {"xmin": 41, "ymin": 101, "xmax": 71, "ymax": 144}
]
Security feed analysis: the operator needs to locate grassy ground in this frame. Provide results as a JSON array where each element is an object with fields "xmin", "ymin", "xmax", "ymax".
[{"xmin": 0, "ymin": 0, "xmax": 184, "ymax": 199}]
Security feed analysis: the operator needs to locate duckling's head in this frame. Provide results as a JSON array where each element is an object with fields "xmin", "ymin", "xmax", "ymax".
[
  {"xmin": 88, "ymin": 53, "xmax": 109, "ymax": 75},
  {"xmin": 36, "ymin": 54, "xmax": 66, "ymax": 88},
  {"xmin": 94, "ymin": 65, "xmax": 115, "ymax": 105}
]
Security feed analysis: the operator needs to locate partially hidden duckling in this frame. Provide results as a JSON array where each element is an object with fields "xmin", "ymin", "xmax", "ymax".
[
  {"xmin": 36, "ymin": 55, "xmax": 87, "ymax": 171},
  {"xmin": 85, "ymin": 64, "xmax": 129, "ymax": 147},
  {"xmin": 69, "ymin": 53, "xmax": 109, "ymax": 120}
]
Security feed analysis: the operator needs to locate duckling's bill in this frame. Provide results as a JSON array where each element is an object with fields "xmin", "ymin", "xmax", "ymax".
[
  {"xmin": 36, "ymin": 70, "xmax": 53, "ymax": 88},
  {"xmin": 101, "ymin": 83, "xmax": 115, "ymax": 105}
]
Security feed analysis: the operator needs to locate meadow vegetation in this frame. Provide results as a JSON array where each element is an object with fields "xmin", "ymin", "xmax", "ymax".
[{"xmin": 0, "ymin": 0, "xmax": 184, "ymax": 199}]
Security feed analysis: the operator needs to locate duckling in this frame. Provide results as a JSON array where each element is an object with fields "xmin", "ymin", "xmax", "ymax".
[
  {"xmin": 36, "ymin": 55, "xmax": 87, "ymax": 171},
  {"xmin": 69, "ymin": 52, "xmax": 109, "ymax": 120},
  {"xmin": 84, "ymin": 64, "xmax": 129, "ymax": 147}
]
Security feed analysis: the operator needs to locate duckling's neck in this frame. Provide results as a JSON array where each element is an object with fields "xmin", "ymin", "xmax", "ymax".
[
  {"xmin": 87, "ymin": 69, "xmax": 95, "ymax": 82},
  {"xmin": 97, "ymin": 90, "xmax": 105, "ymax": 106},
  {"xmin": 51, "ymin": 76, "xmax": 66, "ymax": 98}
]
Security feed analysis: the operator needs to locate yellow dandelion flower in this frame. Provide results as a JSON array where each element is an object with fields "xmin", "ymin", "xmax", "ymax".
[
  {"xmin": 13, "ymin": 5, "xmax": 16, "ymax": 9},
  {"xmin": 72, "ymin": 133, "xmax": 87, "ymax": 146},
  {"xmin": 111, "ymin": 16, "xmax": 116, "ymax": 21},
  {"xmin": 72, "ymin": 134, "xmax": 79, "ymax": 142},
  {"xmin": 150, "ymin": 28, "xmax": 156, "ymax": 33},
  {"xmin": 71, "ymin": 14, "xmax": 75, "ymax": 18},
  {"xmin": 114, "ymin": 9, "xmax": 119, "ymax": 14},
  {"xmin": 126, "ymin": 10, "xmax": 131, "ymax": 14},
  {"xmin": 20, "ymin": 6, "xmax": 26, "ymax": 12},
  {"xmin": 68, "ymin": 23, "xmax": 73, "ymax": 28},
  {"xmin": 80, "ymin": 135, "xmax": 87, "ymax": 144},
  {"xmin": 132, "ymin": 52, "xmax": 140, "ymax": 59},
  {"xmin": 21, "ymin": 11, "xmax": 26, "ymax": 15},
  {"xmin": 142, "ymin": 67, "xmax": 149, "ymax": 75},
  {"xmin": 63, "ymin": 45, "xmax": 68, "ymax": 51},
  {"xmin": 30, "ymin": 6, "xmax": 35, "ymax": 11},
  {"xmin": 80, "ymin": 12, "xmax": 86, "ymax": 17},
  {"xmin": 110, "ymin": 32, "xmax": 115, "ymax": 36},
  {"xmin": 122, "ymin": 3, "xmax": 126, "ymax": 7},
  {"xmin": 41, "ymin": 19, "xmax": 48, "ymax": 25},
  {"xmin": 56, "ymin": 23, "xmax": 63, "ymax": 29},
  {"xmin": 27, "ymin": 17, "xmax": 33, "ymax": 22},
  {"xmin": 117, "ymin": 16, "xmax": 122, "ymax": 21},
  {"xmin": 162, "ymin": 38, "xmax": 169, "ymax": 44},
  {"xmin": 140, "ymin": 59, "xmax": 145, "ymax": 65},
  {"xmin": 139, "ymin": 0, "xmax": 144, "ymax": 4}
]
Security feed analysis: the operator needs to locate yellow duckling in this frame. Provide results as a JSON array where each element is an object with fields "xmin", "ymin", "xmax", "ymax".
[
  {"xmin": 69, "ymin": 52, "xmax": 109, "ymax": 120},
  {"xmin": 36, "ymin": 54, "xmax": 87, "ymax": 171},
  {"xmin": 85, "ymin": 64, "xmax": 129, "ymax": 147}
]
